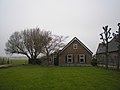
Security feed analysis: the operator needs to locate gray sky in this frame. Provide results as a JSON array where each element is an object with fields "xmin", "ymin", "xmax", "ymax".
[{"xmin": 0, "ymin": 0, "xmax": 120, "ymax": 56}]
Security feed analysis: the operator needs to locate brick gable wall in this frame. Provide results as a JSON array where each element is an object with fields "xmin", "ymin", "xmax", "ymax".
[{"xmin": 59, "ymin": 40, "xmax": 92, "ymax": 65}]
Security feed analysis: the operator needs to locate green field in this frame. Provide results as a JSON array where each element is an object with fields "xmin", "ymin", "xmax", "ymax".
[
  {"xmin": 9, "ymin": 59, "xmax": 28, "ymax": 64},
  {"xmin": 0, "ymin": 66, "xmax": 120, "ymax": 90},
  {"xmin": 0, "ymin": 58, "xmax": 28, "ymax": 65}
]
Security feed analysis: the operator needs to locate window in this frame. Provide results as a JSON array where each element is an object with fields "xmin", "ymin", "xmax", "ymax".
[
  {"xmin": 79, "ymin": 54, "xmax": 85, "ymax": 63},
  {"xmin": 73, "ymin": 44, "xmax": 78, "ymax": 49},
  {"xmin": 49, "ymin": 57, "xmax": 52, "ymax": 63},
  {"xmin": 114, "ymin": 56, "xmax": 118, "ymax": 61},
  {"xmin": 67, "ymin": 54, "xmax": 73, "ymax": 63}
]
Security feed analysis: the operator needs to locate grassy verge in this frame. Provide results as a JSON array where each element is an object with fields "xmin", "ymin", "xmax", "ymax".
[{"xmin": 0, "ymin": 66, "xmax": 120, "ymax": 90}]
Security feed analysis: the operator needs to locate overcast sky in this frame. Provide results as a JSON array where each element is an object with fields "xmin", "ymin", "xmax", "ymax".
[{"xmin": 0, "ymin": 0, "xmax": 120, "ymax": 56}]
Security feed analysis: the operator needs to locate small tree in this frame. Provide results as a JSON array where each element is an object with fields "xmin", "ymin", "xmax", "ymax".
[
  {"xmin": 113, "ymin": 23, "xmax": 120, "ymax": 71},
  {"xmin": 44, "ymin": 35, "xmax": 68, "ymax": 65},
  {"xmin": 100, "ymin": 25, "xmax": 112, "ymax": 69}
]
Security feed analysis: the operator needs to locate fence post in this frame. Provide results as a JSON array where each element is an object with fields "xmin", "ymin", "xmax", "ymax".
[
  {"xmin": 7, "ymin": 58, "xmax": 9, "ymax": 64},
  {"xmin": 2, "ymin": 58, "xmax": 4, "ymax": 65}
]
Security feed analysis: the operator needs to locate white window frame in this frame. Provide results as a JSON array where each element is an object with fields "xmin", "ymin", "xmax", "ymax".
[
  {"xmin": 79, "ymin": 54, "xmax": 85, "ymax": 63},
  {"xmin": 67, "ymin": 54, "xmax": 73, "ymax": 63},
  {"xmin": 73, "ymin": 44, "xmax": 78, "ymax": 49},
  {"xmin": 49, "ymin": 56, "xmax": 55, "ymax": 64}
]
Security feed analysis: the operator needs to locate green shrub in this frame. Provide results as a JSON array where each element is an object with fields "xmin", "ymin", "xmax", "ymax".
[
  {"xmin": 91, "ymin": 58, "xmax": 97, "ymax": 66},
  {"xmin": 37, "ymin": 56, "xmax": 48, "ymax": 65}
]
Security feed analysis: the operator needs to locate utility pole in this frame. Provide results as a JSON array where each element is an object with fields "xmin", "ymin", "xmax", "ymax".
[{"xmin": 100, "ymin": 25, "xmax": 112, "ymax": 69}]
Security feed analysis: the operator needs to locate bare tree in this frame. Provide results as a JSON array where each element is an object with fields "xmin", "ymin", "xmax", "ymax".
[
  {"xmin": 5, "ymin": 28, "xmax": 51, "ymax": 64},
  {"xmin": 44, "ymin": 35, "xmax": 68, "ymax": 64},
  {"xmin": 100, "ymin": 25, "xmax": 112, "ymax": 69},
  {"xmin": 113, "ymin": 23, "xmax": 120, "ymax": 71}
]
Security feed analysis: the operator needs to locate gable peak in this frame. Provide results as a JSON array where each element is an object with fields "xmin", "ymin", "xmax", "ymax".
[
  {"xmin": 73, "ymin": 37, "xmax": 79, "ymax": 40},
  {"xmin": 59, "ymin": 37, "xmax": 93, "ymax": 54}
]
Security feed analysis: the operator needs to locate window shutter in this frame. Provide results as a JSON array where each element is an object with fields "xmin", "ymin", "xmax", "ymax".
[
  {"xmin": 84, "ymin": 55, "xmax": 86, "ymax": 63},
  {"xmin": 73, "ymin": 55, "xmax": 74, "ymax": 63},
  {"xmin": 78, "ymin": 55, "xmax": 79, "ymax": 63},
  {"xmin": 65, "ymin": 55, "xmax": 67, "ymax": 63}
]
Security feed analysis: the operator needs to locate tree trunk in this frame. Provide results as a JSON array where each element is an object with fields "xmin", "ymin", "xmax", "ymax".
[
  {"xmin": 116, "ymin": 25, "xmax": 120, "ymax": 71},
  {"xmin": 105, "ymin": 31, "xmax": 109, "ymax": 69},
  {"xmin": 105, "ymin": 44, "xmax": 108, "ymax": 69},
  {"xmin": 117, "ymin": 34, "xmax": 120, "ymax": 71},
  {"xmin": 117, "ymin": 53, "xmax": 120, "ymax": 71},
  {"xmin": 26, "ymin": 55, "xmax": 36, "ymax": 64},
  {"xmin": 46, "ymin": 53, "xmax": 49, "ymax": 66},
  {"xmin": 28, "ymin": 58, "xmax": 32, "ymax": 64}
]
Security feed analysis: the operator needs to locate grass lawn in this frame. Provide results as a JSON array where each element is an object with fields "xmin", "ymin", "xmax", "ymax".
[{"xmin": 0, "ymin": 66, "xmax": 120, "ymax": 90}]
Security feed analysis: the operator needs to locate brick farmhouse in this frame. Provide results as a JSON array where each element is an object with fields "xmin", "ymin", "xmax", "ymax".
[{"xmin": 49, "ymin": 37, "xmax": 93, "ymax": 66}]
